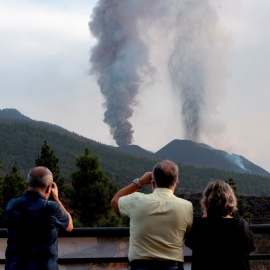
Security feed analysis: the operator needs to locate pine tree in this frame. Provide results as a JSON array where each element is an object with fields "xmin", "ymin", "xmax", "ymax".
[
  {"xmin": 226, "ymin": 178, "xmax": 251, "ymax": 221},
  {"xmin": 0, "ymin": 160, "xmax": 3, "ymax": 202},
  {"xmin": 35, "ymin": 141, "xmax": 65, "ymax": 194},
  {"xmin": 0, "ymin": 160, "xmax": 3, "ymax": 177},
  {"xmin": 0, "ymin": 164, "xmax": 26, "ymax": 226},
  {"xmin": 71, "ymin": 148, "xmax": 120, "ymax": 227},
  {"xmin": 2, "ymin": 164, "xmax": 26, "ymax": 207}
]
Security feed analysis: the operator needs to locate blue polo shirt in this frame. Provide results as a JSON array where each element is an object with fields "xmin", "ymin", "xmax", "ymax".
[{"xmin": 5, "ymin": 191, "xmax": 70, "ymax": 270}]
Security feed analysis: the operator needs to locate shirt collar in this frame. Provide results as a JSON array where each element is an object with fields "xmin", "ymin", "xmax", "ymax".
[
  {"xmin": 153, "ymin": 188, "xmax": 174, "ymax": 194},
  {"xmin": 24, "ymin": 190, "xmax": 47, "ymax": 200}
]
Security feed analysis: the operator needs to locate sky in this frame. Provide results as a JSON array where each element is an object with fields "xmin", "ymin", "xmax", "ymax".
[{"xmin": 0, "ymin": 0, "xmax": 270, "ymax": 173}]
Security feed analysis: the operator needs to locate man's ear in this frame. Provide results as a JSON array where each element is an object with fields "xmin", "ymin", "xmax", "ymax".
[
  {"xmin": 45, "ymin": 184, "xmax": 51, "ymax": 194},
  {"xmin": 172, "ymin": 180, "xmax": 179, "ymax": 191}
]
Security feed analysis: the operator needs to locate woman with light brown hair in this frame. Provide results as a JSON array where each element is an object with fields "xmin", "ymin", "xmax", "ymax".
[{"xmin": 185, "ymin": 181, "xmax": 255, "ymax": 270}]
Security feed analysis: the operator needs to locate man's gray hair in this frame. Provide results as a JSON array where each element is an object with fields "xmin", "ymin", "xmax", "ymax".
[
  {"xmin": 152, "ymin": 160, "xmax": 179, "ymax": 188},
  {"xmin": 27, "ymin": 166, "xmax": 53, "ymax": 189}
]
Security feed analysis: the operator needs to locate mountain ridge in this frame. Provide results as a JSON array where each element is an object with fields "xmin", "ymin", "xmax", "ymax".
[
  {"xmin": 1, "ymin": 108, "xmax": 269, "ymax": 177},
  {"xmin": 117, "ymin": 140, "xmax": 270, "ymax": 178},
  {"xmin": 0, "ymin": 108, "xmax": 31, "ymax": 121},
  {"xmin": 1, "ymin": 108, "xmax": 270, "ymax": 195}
]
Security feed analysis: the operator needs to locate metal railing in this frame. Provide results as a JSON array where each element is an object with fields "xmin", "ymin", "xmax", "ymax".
[{"xmin": 0, "ymin": 224, "xmax": 269, "ymax": 265}]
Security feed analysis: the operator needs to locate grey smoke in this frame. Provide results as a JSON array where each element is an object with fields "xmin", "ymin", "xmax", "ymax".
[
  {"xmin": 224, "ymin": 153, "xmax": 248, "ymax": 172},
  {"xmin": 89, "ymin": 0, "xmax": 156, "ymax": 146},
  {"xmin": 168, "ymin": 0, "xmax": 224, "ymax": 142},
  {"xmin": 89, "ymin": 0, "xmax": 227, "ymax": 146}
]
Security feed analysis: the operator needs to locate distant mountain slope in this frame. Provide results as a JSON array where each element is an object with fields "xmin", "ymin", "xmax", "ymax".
[
  {"xmin": 0, "ymin": 110, "xmax": 160, "ymax": 185},
  {"xmin": 116, "ymin": 145, "xmax": 154, "ymax": 157},
  {"xmin": 154, "ymin": 140, "xmax": 270, "ymax": 178},
  {"xmin": 116, "ymin": 140, "xmax": 270, "ymax": 178},
  {"xmin": 0, "ymin": 108, "xmax": 31, "ymax": 120},
  {"xmin": 1, "ymin": 108, "xmax": 270, "ymax": 195}
]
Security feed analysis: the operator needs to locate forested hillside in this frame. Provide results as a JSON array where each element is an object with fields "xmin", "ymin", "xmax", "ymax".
[
  {"xmin": 0, "ymin": 118, "xmax": 159, "ymax": 185},
  {"xmin": 1, "ymin": 117, "xmax": 270, "ymax": 195}
]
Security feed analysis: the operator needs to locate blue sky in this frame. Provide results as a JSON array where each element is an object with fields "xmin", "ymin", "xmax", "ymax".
[{"xmin": 0, "ymin": 0, "xmax": 270, "ymax": 173}]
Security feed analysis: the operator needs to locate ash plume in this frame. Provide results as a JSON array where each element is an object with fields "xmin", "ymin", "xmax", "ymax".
[
  {"xmin": 89, "ymin": 0, "xmax": 228, "ymax": 145},
  {"xmin": 168, "ymin": 0, "xmax": 227, "ymax": 142},
  {"xmin": 89, "ymin": 0, "xmax": 156, "ymax": 146}
]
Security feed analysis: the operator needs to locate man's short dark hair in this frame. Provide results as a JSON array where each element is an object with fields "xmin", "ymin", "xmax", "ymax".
[
  {"xmin": 27, "ymin": 166, "xmax": 53, "ymax": 189},
  {"xmin": 152, "ymin": 160, "xmax": 179, "ymax": 188}
]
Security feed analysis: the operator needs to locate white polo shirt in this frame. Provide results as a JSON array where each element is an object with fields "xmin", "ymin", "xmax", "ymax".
[{"xmin": 118, "ymin": 188, "xmax": 193, "ymax": 262}]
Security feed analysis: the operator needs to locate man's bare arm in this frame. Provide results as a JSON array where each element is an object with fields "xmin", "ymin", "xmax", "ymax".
[
  {"xmin": 111, "ymin": 172, "xmax": 152, "ymax": 212},
  {"xmin": 51, "ymin": 182, "xmax": 73, "ymax": 232}
]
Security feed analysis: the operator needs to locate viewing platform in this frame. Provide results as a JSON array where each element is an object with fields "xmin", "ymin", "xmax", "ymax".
[{"xmin": 0, "ymin": 224, "xmax": 269, "ymax": 269}]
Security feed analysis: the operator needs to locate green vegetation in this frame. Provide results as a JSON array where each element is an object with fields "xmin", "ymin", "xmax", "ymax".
[
  {"xmin": 226, "ymin": 178, "xmax": 251, "ymax": 221},
  {"xmin": 181, "ymin": 178, "xmax": 268, "ymax": 224},
  {"xmin": 35, "ymin": 141, "xmax": 65, "ymax": 194},
  {"xmin": 0, "ymin": 141, "xmax": 269, "ymax": 227},
  {"xmin": 176, "ymin": 164, "xmax": 270, "ymax": 196},
  {"xmin": 0, "ymin": 117, "xmax": 270, "ymax": 196},
  {"xmin": 1, "ymin": 164, "xmax": 26, "ymax": 210},
  {"xmin": 0, "ymin": 111, "xmax": 270, "ymax": 228},
  {"xmin": 0, "ymin": 145, "xmax": 123, "ymax": 227},
  {"xmin": 71, "ymin": 148, "xmax": 120, "ymax": 227},
  {"xmin": 0, "ymin": 118, "xmax": 159, "ymax": 187},
  {"xmin": 0, "ymin": 164, "xmax": 26, "ymax": 226}
]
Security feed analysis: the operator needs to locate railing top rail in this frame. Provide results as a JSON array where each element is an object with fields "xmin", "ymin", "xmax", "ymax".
[
  {"xmin": 0, "ymin": 225, "xmax": 269, "ymax": 264},
  {"xmin": 0, "ymin": 227, "xmax": 130, "ymax": 238},
  {"xmin": 0, "ymin": 224, "xmax": 269, "ymax": 238}
]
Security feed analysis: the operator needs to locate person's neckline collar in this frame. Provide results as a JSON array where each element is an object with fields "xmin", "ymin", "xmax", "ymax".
[
  {"xmin": 25, "ymin": 190, "xmax": 46, "ymax": 200},
  {"xmin": 153, "ymin": 187, "xmax": 173, "ymax": 194}
]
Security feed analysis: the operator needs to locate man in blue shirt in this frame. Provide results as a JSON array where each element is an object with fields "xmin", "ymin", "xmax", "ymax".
[{"xmin": 5, "ymin": 166, "xmax": 73, "ymax": 270}]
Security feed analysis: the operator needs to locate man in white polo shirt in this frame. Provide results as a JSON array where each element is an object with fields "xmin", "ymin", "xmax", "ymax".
[{"xmin": 111, "ymin": 160, "xmax": 193, "ymax": 270}]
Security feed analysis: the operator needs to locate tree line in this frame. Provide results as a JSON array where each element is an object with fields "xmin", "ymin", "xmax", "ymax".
[
  {"xmin": 0, "ymin": 140, "xmax": 253, "ymax": 229},
  {"xmin": 1, "ymin": 119, "xmax": 270, "ymax": 196},
  {"xmin": 0, "ymin": 141, "xmax": 127, "ymax": 228}
]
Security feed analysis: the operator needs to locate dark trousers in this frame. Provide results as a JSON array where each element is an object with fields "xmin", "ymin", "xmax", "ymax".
[{"xmin": 129, "ymin": 260, "xmax": 184, "ymax": 270}]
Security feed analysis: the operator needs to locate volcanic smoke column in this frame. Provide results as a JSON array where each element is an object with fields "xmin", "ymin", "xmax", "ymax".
[
  {"xmin": 168, "ymin": 0, "xmax": 223, "ymax": 142},
  {"xmin": 89, "ymin": 0, "xmax": 153, "ymax": 146}
]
